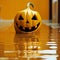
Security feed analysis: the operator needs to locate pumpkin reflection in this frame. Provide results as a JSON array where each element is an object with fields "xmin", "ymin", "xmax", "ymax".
[{"xmin": 14, "ymin": 33, "xmax": 41, "ymax": 57}]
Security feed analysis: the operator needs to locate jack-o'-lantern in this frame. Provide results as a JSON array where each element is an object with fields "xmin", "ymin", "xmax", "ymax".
[{"xmin": 14, "ymin": 2, "xmax": 42, "ymax": 33}]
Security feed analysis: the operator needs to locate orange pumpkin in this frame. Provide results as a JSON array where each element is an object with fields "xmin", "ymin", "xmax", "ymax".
[{"xmin": 14, "ymin": 2, "xmax": 42, "ymax": 33}]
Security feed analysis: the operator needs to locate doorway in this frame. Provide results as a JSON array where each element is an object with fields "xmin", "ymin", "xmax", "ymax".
[{"xmin": 49, "ymin": 0, "xmax": 52, "ymax": 20}]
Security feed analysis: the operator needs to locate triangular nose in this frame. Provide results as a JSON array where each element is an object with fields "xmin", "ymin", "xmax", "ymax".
[{"xmin": 26, "ymin": 20, "xmax": 29, "ymax": 23}]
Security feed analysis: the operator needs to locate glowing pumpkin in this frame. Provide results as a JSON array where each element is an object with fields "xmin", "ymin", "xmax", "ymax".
[{"xmin": 14, "ymin": 2, "xmax": 42, "ymax": 33}]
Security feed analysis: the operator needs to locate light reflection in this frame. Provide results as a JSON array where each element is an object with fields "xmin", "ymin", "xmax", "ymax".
[
  {"xmin": 50, "ymin": 39, "xmax": 55, "ymax": 40},
  {"xmin": 38, "ymin": 46, "xmax": 41, "ymax": 49},
  {"xmin": 49, "ymin": 46, "xmax": 57, "ymax": 49},
  {"xmin": 45, "ymin": 58, "xmax": 57, "ymax": 60},
  {"xmin": 40, "ymin": 55, "xmax": 58, "ymax": 59},
  {"xmin": 38, "ymin": 50, "xmax": 56, "ymax": 54},
  {"xmin": 4, "ymin": 51, "xmax": 17, "ymax": 53},
  {"xmin": 43, "ymin": 55, "xmax": 58, "ymax": 60},
  {"xmin": 28, "ymin": 46, "xmax": 33, "ymax": 49},
  {"xmin": 34, "ymin": 46, "xmax": 38, "ymax": 49},
  {"xmin": 46, "ymin": 43, "xmax": 57, "ymax": 46},
  {"xmin": 0, "ymin": 57, "xmax": 18, "ymax": 60},
  {"xmin": 46, "ymin": 42, "xmax": 57, "ymax": 46},
  {"xmin": 47, "ymin": 42, "xmax": 56, "ymax": 44}
]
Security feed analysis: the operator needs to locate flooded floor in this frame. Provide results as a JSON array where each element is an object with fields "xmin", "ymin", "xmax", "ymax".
[{"xmin": 0, "ymin": 20, "xmax": 60, "ymax": 60}]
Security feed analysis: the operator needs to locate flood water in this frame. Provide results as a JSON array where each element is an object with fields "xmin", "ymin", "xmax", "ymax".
[{"xmin": 0, "ymin": 21, "xmax": 60, "ymax": 60}]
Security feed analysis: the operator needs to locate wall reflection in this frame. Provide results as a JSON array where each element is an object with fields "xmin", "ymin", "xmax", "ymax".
[{"xmin": 0, "ymin": 43, "xmax": 4, "ymax": 57}]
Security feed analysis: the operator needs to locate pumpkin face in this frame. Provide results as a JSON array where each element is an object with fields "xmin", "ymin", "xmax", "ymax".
[{"xmin": 14, "ymin": 2, "xmax": 41, "ymax": 33}]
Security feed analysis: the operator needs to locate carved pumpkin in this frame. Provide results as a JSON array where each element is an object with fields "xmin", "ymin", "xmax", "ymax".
[{"xmin": 14, "ymin": 2, "xmax": 42, "ymax": 33}]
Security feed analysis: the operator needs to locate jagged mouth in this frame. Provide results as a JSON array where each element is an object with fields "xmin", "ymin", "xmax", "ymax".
[{"xmin": 16, "ymin": 22, "xmax": 40, "ymax": 32}]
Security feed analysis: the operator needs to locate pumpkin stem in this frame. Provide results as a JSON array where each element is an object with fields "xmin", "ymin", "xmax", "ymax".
[{"xmin": 27, "ymin": 2, "xmax": 34, "ymax": 8}]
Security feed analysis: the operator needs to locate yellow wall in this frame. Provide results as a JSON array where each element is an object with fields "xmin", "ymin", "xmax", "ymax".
[{"xmin": 0, "ymin": 0, "xmax": 49, "ymax": 20}]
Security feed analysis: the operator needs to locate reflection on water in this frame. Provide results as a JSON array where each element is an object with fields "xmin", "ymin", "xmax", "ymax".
[
  {"xmin": 14, "ymin": 33, "xmax": 58, "ymax": 60},
  {"xmin": 0, "ymin": 24, "xmax": 59, "ymax": 60}
]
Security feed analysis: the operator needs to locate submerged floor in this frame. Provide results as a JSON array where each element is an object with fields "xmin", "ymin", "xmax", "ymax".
[{"xmin": 0, "ymin": 20, "xmax": 60, "ymax": 60}]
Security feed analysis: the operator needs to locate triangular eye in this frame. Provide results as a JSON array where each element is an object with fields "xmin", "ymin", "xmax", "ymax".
[
  {"xmin": 19, "ymin": 15, "xmax": 24, "ymax": 20},
  {"xmin": 32, "ymin": 15, "xmax": 37, "ymax": 20}
]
